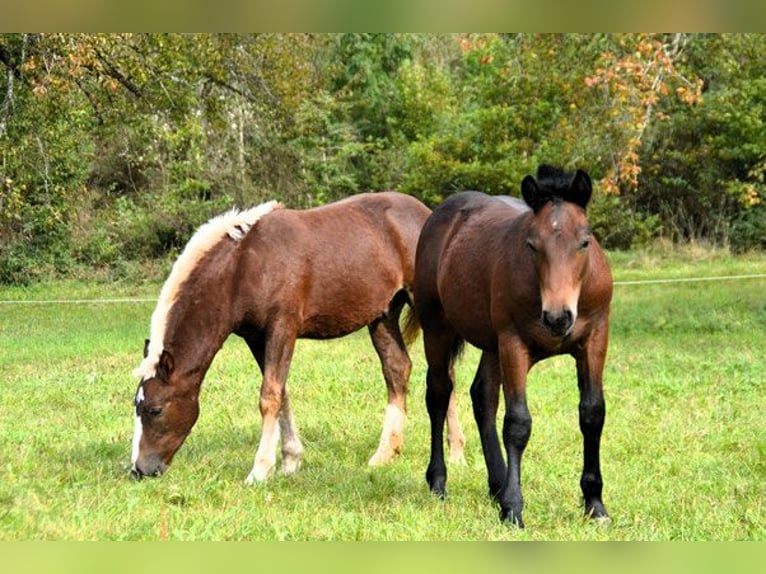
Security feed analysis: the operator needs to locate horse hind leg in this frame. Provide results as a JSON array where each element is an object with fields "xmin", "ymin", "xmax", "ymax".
[
  {"xmin": 446, "ymin": 375, "xmax": 466, "ymax": 464},
  {"xmin": 367, "ymin": 309, "xmax": 411, "ymax": 466}
]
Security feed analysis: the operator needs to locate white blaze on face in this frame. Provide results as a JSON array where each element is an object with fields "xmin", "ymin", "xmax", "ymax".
[{"xmin": 131, "ymin": 385, "xmax": 145, "ymax": 465}]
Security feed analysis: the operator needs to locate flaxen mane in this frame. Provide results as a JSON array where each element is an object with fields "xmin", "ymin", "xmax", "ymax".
[{"xmin": 134, "ymin": 201, "xmax": 281, "ymax": 380}]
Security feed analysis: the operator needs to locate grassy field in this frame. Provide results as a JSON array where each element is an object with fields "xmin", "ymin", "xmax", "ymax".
[{"xmin": 0, "ymin": 245, "xmax": 764, "ymax": 540}]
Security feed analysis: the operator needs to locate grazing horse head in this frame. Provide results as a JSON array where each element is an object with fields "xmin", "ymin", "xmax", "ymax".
[
  {"xmin": 131, "ymin": 344, "xmax": 199, "ymax": 479},
  {"xmin": 521, "ymin": 165, "xmax": 594, "ymax": 338},
  {"xmin": 131, "ymin": 202, "xmax": 280, "ymax": 479}
]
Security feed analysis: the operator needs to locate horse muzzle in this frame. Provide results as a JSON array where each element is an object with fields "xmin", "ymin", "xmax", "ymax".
[
  {"xmin": 130, "ymin": 458, "xmax": 168, "ymax": 480},
  {"xmin": 542, "ymin": 308, "xmax": 575, "ymax": 337}
]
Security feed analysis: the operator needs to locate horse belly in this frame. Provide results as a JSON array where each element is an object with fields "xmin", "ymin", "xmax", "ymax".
[
  {"xmin": 300, "ymin": 265, "xmax": 399, "ymax": 339},
  {"xmin": 300, "ymin": 297, "xmax": 388, "ymax": 339}
]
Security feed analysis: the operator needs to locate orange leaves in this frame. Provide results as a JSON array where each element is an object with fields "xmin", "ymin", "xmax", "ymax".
[{"xmin": 586, "ymin": 34, "xmax": 703, "ymax": 195}]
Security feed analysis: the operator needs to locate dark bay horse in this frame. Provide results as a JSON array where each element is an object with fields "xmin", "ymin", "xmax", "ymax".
[
  {"xmin": 131, "ymin": 192, "xmax": 465, "ymax": 482},
  {"xmin": 413, "ymin": 166, "xmax": 613, "ymax": 527}
]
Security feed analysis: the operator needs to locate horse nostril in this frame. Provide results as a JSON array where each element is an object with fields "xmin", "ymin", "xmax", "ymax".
[
  {"xmin": 130, "ymin": 467, "xmax": 144, "ymax": 481},
  {"xmin": 542, "ymin": 309, "xmax": 574, "ymax": 336}
]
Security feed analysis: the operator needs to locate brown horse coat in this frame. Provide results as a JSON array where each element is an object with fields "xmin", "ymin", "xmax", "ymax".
[
  {"xmin": 414, "ymin": 166, "xmax": 613, "ymax": 527},
  {"xmin": 132, "ymin": 192, "xmax": 466, "ymax": 481}
]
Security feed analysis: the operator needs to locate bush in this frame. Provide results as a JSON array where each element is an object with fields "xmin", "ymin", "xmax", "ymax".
[
  {"xmin": 110, "ymin": 189, "xmax": 233, "ymax": 261},
  {"xmin": 729, "ymin": 204, "xmax": 766, "ymax": 253},
  {"xmin": 588, "ymin": 192, "xmax": 661, "ymax": 250}
]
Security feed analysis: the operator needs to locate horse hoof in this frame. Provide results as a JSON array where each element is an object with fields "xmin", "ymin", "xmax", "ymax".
[
  {"xmin": 591, "ymin": 515, "xmax": 611, "ymax": 527},
  {"xmin": 245, "ymin": 462, "xmax": 275, "ymax": 485},
  {"xmin": 279, "ymin": 457, "xmax": 302, "ymax": 476},
  {"xmin": 368, "ymin": 447, "xmax": 397, "ymax": 467},
  {"xmin": 585, "ymin": 501, "xmax": 609, "ymax": 521},
  {"xmin": 499, "ymin": 507, "xmax": 524, "ymax": 529},
  {"xmin": 427, "ymin": 476, "xmax": 447, "ymax": 499},
  {"xmin": 448, "ymin": 450, "xmax": 467, "ymax": 465}
]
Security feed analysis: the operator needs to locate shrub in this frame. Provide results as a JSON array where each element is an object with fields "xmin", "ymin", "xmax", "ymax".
[
  {"xmin": 588, "ymin": 192, "xmax": 661, "ymax": 250},
  {"xmin": 729, "ymin": 204, "xmax": 766, "ymax": 253}
]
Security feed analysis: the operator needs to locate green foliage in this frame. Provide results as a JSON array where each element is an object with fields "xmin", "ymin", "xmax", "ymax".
[
  {"xmin": 2, "ymin": 34, "xmax": 766, "ymax": 285},
  {"xmin": 730, "ymin": 203, "xmax": 766, "ymax": 253},
  {"xmin": 638, "ymin": 34, "xmax": 766, "ymax": 243},
  {"xmin": 587, "ymin": 193, "xmax": 661, "ymax": 250},
  {"xmin": 107, "ymin": 189, "xmax": 233, "ymax": 261}
]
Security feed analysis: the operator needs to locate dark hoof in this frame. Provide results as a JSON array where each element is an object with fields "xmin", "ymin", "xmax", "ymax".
[
  {"xmin": 499, "ymin": 507, "xmax": 524, "ymax": 529},
  {"xmin": 585, "ymin": 501, "xmax": 610, "ymax": 523},
  {"xmin": 426, "ymin": 467, "xmax": 447, "ymax": 498},
  {"xmin": 428, "ymin": 478, "xmax": 447, "ymax": 499}
]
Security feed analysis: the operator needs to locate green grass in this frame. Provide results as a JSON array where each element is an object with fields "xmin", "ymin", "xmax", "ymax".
[{"xmin": 0, "ymin": 248, "xmax": 764, "ymax": 540}]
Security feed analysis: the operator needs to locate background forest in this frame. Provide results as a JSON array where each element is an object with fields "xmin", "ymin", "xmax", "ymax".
[{"xmin": 1, "ymin": 33, "xmax": 765, "ymax": 285}]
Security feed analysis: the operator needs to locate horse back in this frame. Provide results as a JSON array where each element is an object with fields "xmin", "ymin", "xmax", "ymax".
[{"xmin": 234, "ymin": 192, "xmax": 430, "ymax": 338}]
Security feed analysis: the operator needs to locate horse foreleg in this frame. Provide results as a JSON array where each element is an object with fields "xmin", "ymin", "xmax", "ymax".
[
  {"xmin": 498, "ymin": 336, "xmax": 532, "ymax": 528},
  {"xmin": 576, "ymin": 322, "xmax": 609, "ymax": 521},
  {"xmin": 470, "ymin": 351, "xmax": 505, "ymax": 499},
  {"xmin": 367, "ymin": 314, "xmax": 411, "ymax": 466},
  {"xmin": 245, "ymin": 332, "xmax": 296, "ymax": 485}
]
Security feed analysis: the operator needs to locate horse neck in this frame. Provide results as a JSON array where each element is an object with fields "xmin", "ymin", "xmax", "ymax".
[{"xmin": 163, "ymin": 251, "xmax": 237, "ymax": 384}]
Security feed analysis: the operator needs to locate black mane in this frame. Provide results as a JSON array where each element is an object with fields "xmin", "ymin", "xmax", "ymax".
[{"xmin": 535, "ymin": 165, "xmax": 575, "ymax": 193}]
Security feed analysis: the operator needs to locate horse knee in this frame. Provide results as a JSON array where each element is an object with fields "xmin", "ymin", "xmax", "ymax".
[
  {"xmin": 502, "ymin": 407, "xmax": 532, "ymax": 449},
  {"xmin": 578, "ymin": 398, "xmax": 605, "ymax": 432},
  {"xmin": 425, "ymin": 371, "xmax": 451, "ymax": 407}
]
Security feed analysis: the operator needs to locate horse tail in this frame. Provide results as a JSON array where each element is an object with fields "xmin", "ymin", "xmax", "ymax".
[
  {"xmin": 451, "ymin": 337, "xmax": 465, "ymax": 364},
  {"xmin": 401, "ymin": 305, "xmax": 421, "ymax": 348}
]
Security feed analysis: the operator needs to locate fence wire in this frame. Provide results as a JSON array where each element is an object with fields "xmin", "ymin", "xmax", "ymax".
[{"xmin": 0, "ymin": 273, "xmax": 764, "ymax": 304}]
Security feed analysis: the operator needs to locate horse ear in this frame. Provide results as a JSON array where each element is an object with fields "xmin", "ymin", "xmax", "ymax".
[
  {"xmin": 521, "ymin": 175, "xmax": 541, "ymax": 211},
  {"xmin": 568, "ymin": 169, "xmax": 593, "ymax": 210},
  {"xmin": 157, "ymin": 350, "xmax": 175, "ymax": 380},
  {"xmin": 143, "ymin": 339, "xmax": 150, "ymax": 358}
]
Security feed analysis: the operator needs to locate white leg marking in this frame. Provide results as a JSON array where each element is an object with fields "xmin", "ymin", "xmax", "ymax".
[
  {"xmin": 245, "ymin": 417, "xmax": 280, "ymax": 485},
  {"xmin": 369, "ymin": 404, "xmax": 405, "ymax": 466}
]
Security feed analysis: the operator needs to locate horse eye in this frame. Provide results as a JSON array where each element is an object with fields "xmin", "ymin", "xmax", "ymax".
[
  {"xmin": 579, "ymin": 238, "xmax": 591, "ymax": 250},
  {"xmin": 526, "ymin": 239, "xmax": 537, "ymax": 252},
  {"xmin": 146, "ymin": 406, "xmax": 163, "ymax": 417}
]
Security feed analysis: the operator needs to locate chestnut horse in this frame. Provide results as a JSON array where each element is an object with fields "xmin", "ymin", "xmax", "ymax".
[
  {"xmin": 131, "ymin": 192, "xmax": 465, "ymax": 482},
  {"xmin": 413, "ymin": 166, "xmax": 613, "ymax": 527}
]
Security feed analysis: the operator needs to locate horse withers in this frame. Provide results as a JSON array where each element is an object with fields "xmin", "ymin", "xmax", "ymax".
[
  {"xmin": 413, "ymin": 166, "xmax": 613, "ymax": 527},
  {"xmin": 131, "ymin": 192, "xmax": 465, "ymax": 483}
]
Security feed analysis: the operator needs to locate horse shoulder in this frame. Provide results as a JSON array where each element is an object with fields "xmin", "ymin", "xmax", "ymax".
[{"xmin": 581, "ymin": 242, "xmax": 614, "ymax": 309}]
